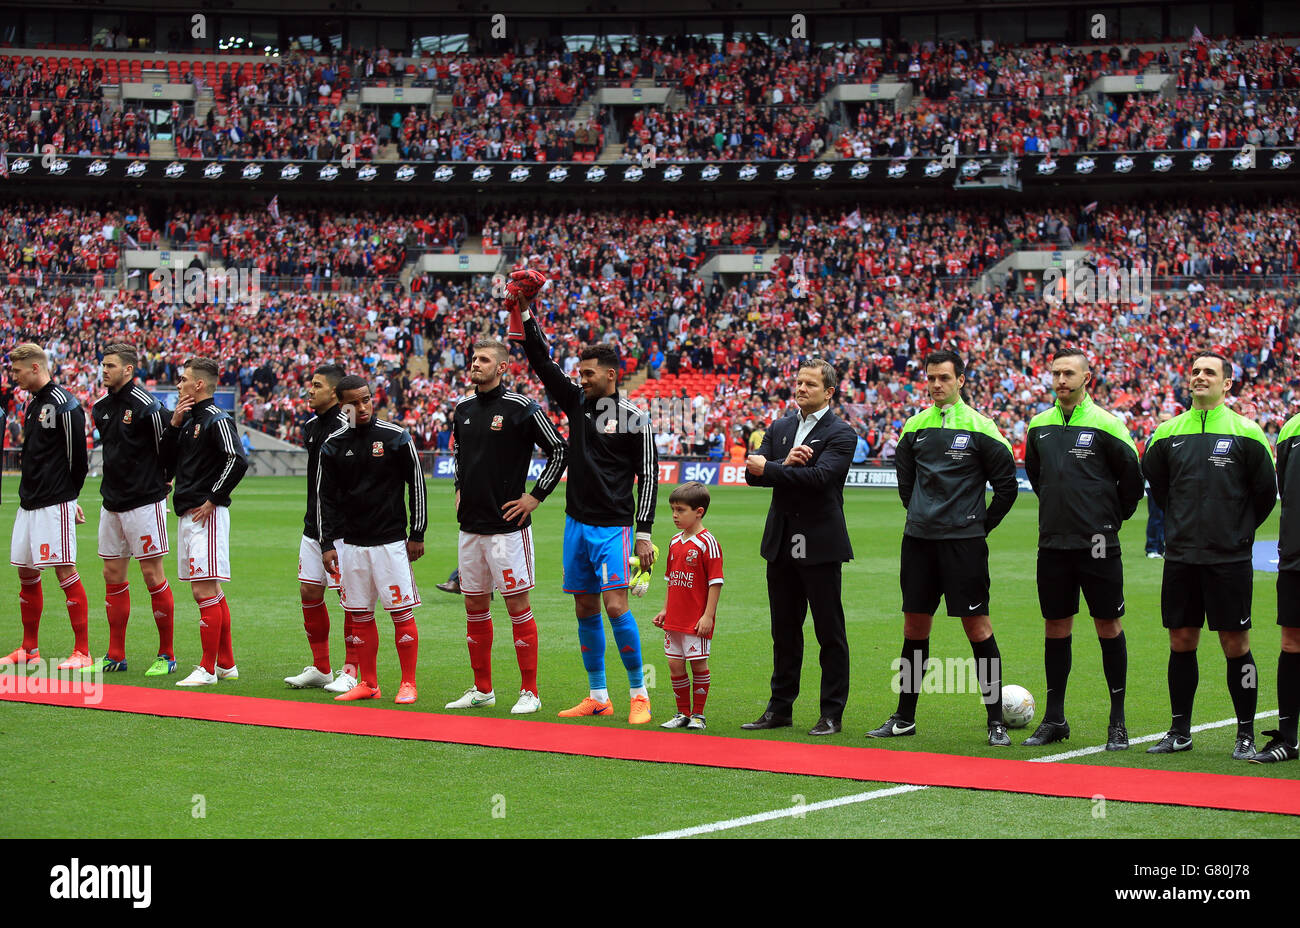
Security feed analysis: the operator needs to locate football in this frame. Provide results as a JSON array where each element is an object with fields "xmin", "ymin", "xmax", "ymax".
[{"xmin": 1001, "ymin": 685, "xmax": 1036, "ymax": 729}]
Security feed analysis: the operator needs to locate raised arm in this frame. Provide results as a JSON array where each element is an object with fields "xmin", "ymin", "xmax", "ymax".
[{"xmin": 519, "ymin": 314, "xmax": 583, "ymax": 412}]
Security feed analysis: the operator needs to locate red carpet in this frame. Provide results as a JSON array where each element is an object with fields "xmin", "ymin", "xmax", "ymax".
[{"xmin": 4, "ymin": 683, "xmax": 1297, "ymax": 816}]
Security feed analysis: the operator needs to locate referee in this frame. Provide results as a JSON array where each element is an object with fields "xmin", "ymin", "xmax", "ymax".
[
  {"xmin": 867, "ymin": 350, "xmax": 1019, "ymax": 746},
  {"xmin": 1023, "ymin": 348, "xmax": 1143, "ymax": 750},
  {"xmin": 1141, "ymin": 353, "xmax": 1277, "ymax": 758},
  {"xmin": 1253, "ymin": 410, "xmax": 1299, "ymax": 763}
]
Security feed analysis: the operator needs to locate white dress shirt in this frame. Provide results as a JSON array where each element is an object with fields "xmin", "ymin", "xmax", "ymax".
[{"xmin": 793, "ymin": 405, "xmax": 828, "ymax": 448}]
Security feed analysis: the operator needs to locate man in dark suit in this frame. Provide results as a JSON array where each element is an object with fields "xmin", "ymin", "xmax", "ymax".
[{"xmin": 741, "ymin": 359, "xmax": 857, "ymax": 735}]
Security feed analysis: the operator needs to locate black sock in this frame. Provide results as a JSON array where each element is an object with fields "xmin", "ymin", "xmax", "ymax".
[
  {"xmin": 1278, "ymin": 651, "xmax": 1300, "ymax": 743},
  {"xmin": 895, "ymin": 637, "xmax": 929, "ymax": 723},
  {"xmin": 1168, "ymin": 649, "xmax": 1198, "ymax": 736},
  {"xmin": 1099, "ymin": 632, "xmax": 1127, "ymax": 725},
  {"xmin": 1044, "ymin": 635, "xmax": 1071, "ymax": 723},
  {"xmin": 971, "ymin": 635, "xmax": 1003, "ymax": 725},
  {"xmin": 1226, "ymin": 651, "xmax": 1258, "ymax": 738}
]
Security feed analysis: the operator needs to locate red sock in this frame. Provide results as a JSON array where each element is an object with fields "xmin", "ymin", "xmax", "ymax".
[
  {"xmin": 60, "ymin": 572, "xmax": 89, "ymax": 655},
  {"xmin": 671, "ymin": 672, "xmax": 691, "ymax": 714},
  {"xmin": 197, "ymin": 594, "xmax": 223, "ymax": 674},
  {"xmin": 105, "ymin": 581, "xmax": 131, "ymax": 662},
  {"xmin": 216, "ymin": 595, "xmax": 234, "ymax": 669},
  {"xmin": 148, "ymin": 579, "xmax": 175, "ymax": 658},
  {"xmin": 18, "ymin": 571, "xmax": 42, "ymax": 649},
  {"xmin": 509, "ymin": 607, "xmax": 538, "ymax": 695},
  {"xmin": 351, "ymin": 612, "xmax": 378, "ymax": 688},
  {"xmin": 691, "ymin": 668, "xmax": 711, "ymax": 716},
  {"xmin": 342, "ymin": 611, "xmax": 359, "ymax": 676},
  {"xmin": 302, "ymin": 598, "xmax": 331, "ymax": 673},
  {"xmin": 466, "ymin": 609, "xmax": 493, "ymax": 692},
  {"xmin": 19, "ymin": 576, "xmax": 42, "ymax": 653},
  {"xmin": 393, "ymin": 609, "xmax": 418, "ymax": 686}
]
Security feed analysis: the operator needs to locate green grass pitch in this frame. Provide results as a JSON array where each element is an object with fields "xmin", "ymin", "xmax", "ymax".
[{"xmin": 1, "ymin": 477, "xmax": 1296, "ymax": 838}]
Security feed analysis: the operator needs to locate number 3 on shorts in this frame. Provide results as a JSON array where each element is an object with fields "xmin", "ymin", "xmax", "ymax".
[{"xmin": 390, "ymin": 584, "xmax": 402, "ymax": 604}]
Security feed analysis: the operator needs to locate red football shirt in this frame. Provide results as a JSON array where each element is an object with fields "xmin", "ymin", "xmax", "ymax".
[{"xmin": 663, "ymin": 529, "xmax": 724, "ymax": 637}]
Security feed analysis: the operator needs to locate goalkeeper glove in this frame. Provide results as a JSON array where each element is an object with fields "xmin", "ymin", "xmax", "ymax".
[
  {"xmin": 504, "ymin": 268, "xmax": 548, "ymax": 342},
  {"xmin": 628, "ymin": 544, "xmax": 660, "ymax": 598}
]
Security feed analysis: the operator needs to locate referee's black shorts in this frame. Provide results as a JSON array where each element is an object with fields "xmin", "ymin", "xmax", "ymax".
[
  {"xmin": 1036, "ymin": 547, "xmax": 1126, "ymax": 621},
  {"xmin": 900, "ymin": 534, "xmax": 990, "ymax": 618},
  {"xmin": 1161, "ymin": 558, "xmax": 1253, "ymax": 631},
  {"xmin": 1277, "ymin": 569, "xmax": 1300, "ymax": 629}
]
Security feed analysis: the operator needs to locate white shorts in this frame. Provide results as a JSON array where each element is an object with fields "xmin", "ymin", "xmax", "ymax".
[
  {"xmin": 10, "ymin": 501, "xmax": 78, "ymax": 569},
  {"xmin": 177, "ymin": 506, "xmax": 231, "ymax": 582},
  {"xmin": 98, "ymin": 501, "xmax": 170, "ymax": 561},
  {"xmin": 663, "ymin": 629, "xmax": 711, "ymax": 661},
  {"xmin": 457, "ymin": 527, "xmax": 535, "ymax": 596},
  {"xmin": 298, "ymin": 535, "xmax": 342, "ymax": 590},
  {"xmin": 339, "ymin": 539, "xmax": 421, "ymax": 613}
]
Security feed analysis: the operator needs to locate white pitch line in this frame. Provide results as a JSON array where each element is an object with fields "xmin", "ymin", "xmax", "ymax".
[
  {"xmin": 1025, "ymin": 709, "xmax": 1278, "ymax": 762},
  {"xmin": 638, "ymin": 785, "xmax": 928, "ymax": 840},
  {"xmin": 635, "ymin": 710, "xmax": 1280, "ymax": 839}
]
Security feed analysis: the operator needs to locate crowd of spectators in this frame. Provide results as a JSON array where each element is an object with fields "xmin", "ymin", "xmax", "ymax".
[
  {"xmin": 164, "ymin": 205, "xmax": 464, "ymax": 280},
  {"xmin": 0, "ymin": 99, "xmax": 151, "ymax": 156},
  {"xmin": 388, "ymin": 104, "xmax": 606, "ymax": 162},
  {"xmin": 830, "ymin": 86, "xmax": 1299, "ymax": 161},
  {"xmin": 622, "ymin": 104, "xmax": 831, "ymax": 162},
  {"xmin": 0, "ymin": 202, "xmax": 153, "ymax": 280},
  {"xmin": 2, "ymin": 194, "xmax": 1298, "ymax": 466},
  {"xmin": 0, "ymin": 56, "xmax": 104, "ymax": 101}
]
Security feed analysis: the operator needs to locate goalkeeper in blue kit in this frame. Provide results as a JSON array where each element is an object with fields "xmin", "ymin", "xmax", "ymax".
[{"xmin": 507, "ymin": 268, "xmax": 660, "ymax": 724}]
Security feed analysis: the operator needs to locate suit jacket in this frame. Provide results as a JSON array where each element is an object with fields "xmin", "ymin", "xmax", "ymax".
[{"xmin": 745, "ymin": 408, "xmax": 856, "ymax": 564}]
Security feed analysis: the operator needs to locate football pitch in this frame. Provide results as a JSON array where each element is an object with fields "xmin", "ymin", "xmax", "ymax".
[{"xmin": 2, "ymin": 477, "xmax": 1296, "ymax": 839}]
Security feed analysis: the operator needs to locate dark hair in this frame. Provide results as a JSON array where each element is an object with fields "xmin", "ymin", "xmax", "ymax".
[
  {"xmin": 579, "ymin": 344, "xmax": 620, "ymax": 373},
  {"xmin": 184, "ymin": 357, "xmax": 220, "ymax": 386},
  {"xmin": 312, "ymin": 363, "xmax": 345, "ymax": 388},
  {"xmin": 1191, "ymin": 351, "xmax": 1232, "ymax": 380},
  {"xmin": 334, "ymin": 374, "xmax": 369, "ymax": 398},
  {"xmin": 1052, "ymin": 347, "xmax": 1090, "ymax": 368},
  {"xmin": 104, "ymin": 342, "xmax": 138, "ymax": 370},
  {"xmin": 669, "ymin": 481, "xmax": 711, "ymax": 515},
  {"xmin": 923, "ymin": 349, "xmax": 965, "ymax": 379},
  {"xmin": 798, "ymin": 358, "xmax": 838, "ymax": 397}
]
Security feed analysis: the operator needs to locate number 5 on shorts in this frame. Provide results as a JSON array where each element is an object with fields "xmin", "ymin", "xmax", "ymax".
[{"xmin": 502, "ymin": 568, "xmax": 516, "ymax": 590}]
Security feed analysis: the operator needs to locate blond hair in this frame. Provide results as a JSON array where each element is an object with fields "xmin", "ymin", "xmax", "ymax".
[{"xmin": 9, "ymin": 343, "xmax": 47, "ymax": 369}]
